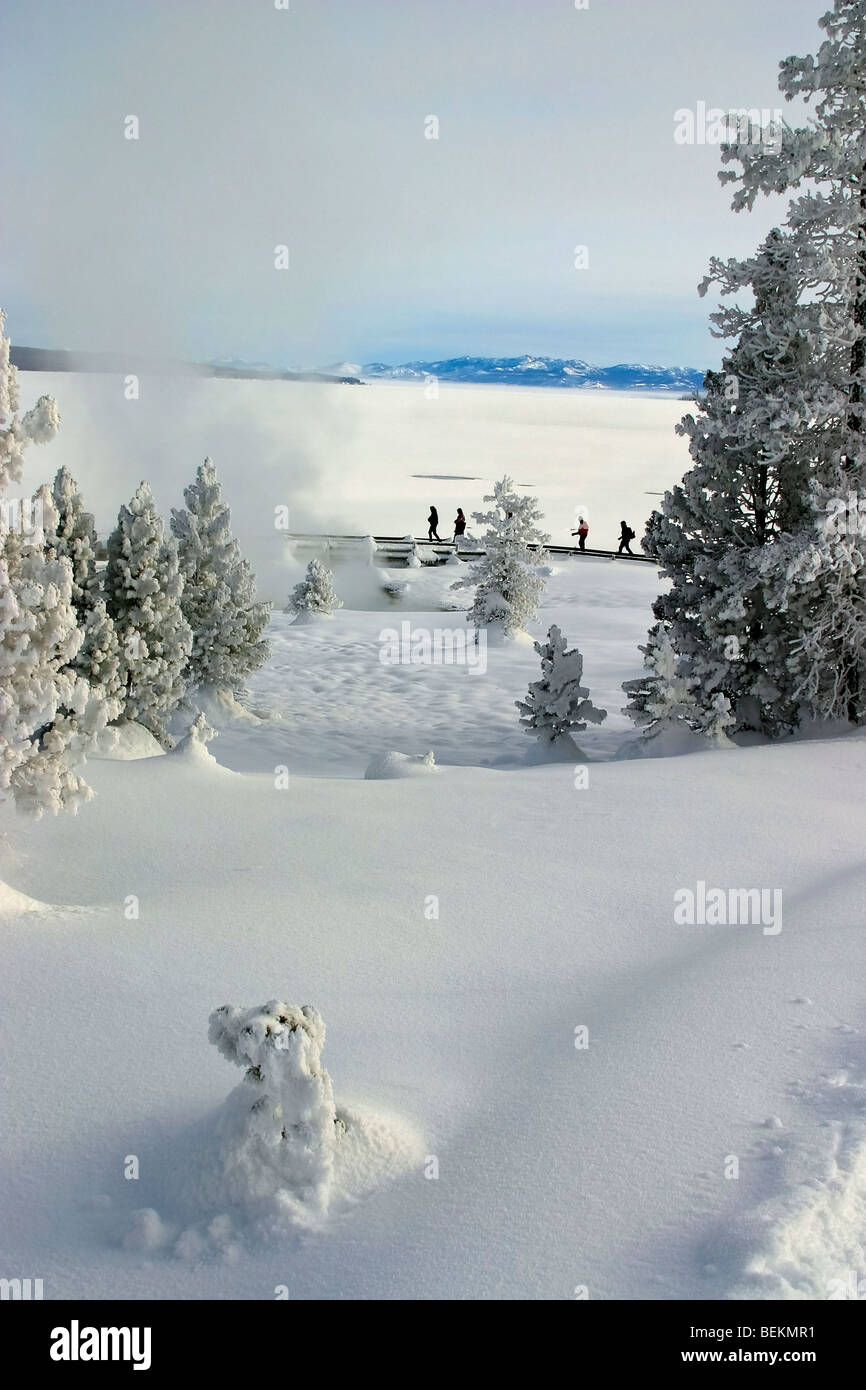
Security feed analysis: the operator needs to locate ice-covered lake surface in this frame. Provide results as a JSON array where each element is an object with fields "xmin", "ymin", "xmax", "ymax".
[{"xmin": 2, "ymin": 547, "xmax": 865, "ymax": 1300}]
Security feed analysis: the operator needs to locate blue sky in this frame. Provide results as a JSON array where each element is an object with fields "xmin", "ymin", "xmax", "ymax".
[{"xmin": 2, "ymin": 0, "xmax": 823, "ymax": 370}]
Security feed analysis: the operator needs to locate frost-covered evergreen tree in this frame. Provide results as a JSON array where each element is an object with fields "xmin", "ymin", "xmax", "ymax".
[
  {"xmin": 647, "ymin": 232, "xmax": 820, "ymax": 736},
  {"xmin": 0, "ymin": 310, "xmax": 59, "ymax": 494},
  {"xmin": 105, "ymin": 482, "xmax": 192, "ymax": 744},
  {"xmin": 452, "ymin": 476, "xmax": 549, "ymax": 637},
  {"xmin": 622, "ymin": 627, "xmax": 701, "ymax": 740},
  {"xmin": 288, "ymin": 557, "xmax": 343, "ymax": 618},
  {"xmin": 38, "ymin": 472, "xmax": 123, "ymax": 707},
  {"xmin": 643, "ymin": 1, "xmax": 866, "ymax": 733},
  {"xmin": 171, "ymin": 458, "xmax": 270, "ymax": 692},
  {"xmin": 0, "ymin": 312, "xmax": 108, "ymax": 816},
  {"xmin": 701, "ymin": 691, "xmax": 737, "ymax": 748},
  {"xmin": 517, "ymin": 625, "xmax": 607, "ymax": 745},
  {"xmin": 76, "ymin": 599, "xmax": 123, "ymax": 716},
  {"xmin": 48, "ymin": 466, "xmax": 100, "ymax": 621}
]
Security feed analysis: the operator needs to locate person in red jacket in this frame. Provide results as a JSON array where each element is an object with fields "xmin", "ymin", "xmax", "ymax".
[{"xmin": 571, "ymin": 515, "xmax": 590, "ymax": 551}]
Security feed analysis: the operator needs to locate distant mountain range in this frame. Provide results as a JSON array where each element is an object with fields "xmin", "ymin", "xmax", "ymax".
[
  {"xmin": 342, "ymin": 356, "xmax": 705, "ymax": 392},
  {"xmin": 11, "ymin": 347, "xmax": 705, "ymax": 393}
]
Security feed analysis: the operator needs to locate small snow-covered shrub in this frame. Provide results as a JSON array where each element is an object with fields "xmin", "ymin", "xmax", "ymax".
[
  {"xmin": 451, "ymin": 476, "xmax": 549, "ymax": 638},
  {"xmin": 287, "ymin": 557, "xmax": 343, "ymax": 619},
  {"xmin": 517, "ymin": 625, "xmax": 606, "ymax": 747},
  {"xmin": 208, "ymin": 1000, "xmax": 343, "ymax": 1219},
  {"xmin": 622, "ymin": 627, "xmax": 700, "ymax": 741}
]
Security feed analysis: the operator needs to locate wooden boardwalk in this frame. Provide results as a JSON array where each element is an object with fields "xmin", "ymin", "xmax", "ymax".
[{"xmin": 283, "ymin": 533, "xmax": 654, "ymax": 566}]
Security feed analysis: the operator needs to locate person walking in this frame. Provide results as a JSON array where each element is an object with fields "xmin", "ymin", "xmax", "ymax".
[
  {"xmin": 428, "ymin": 505, "xmax": 441, "ymax": 542},
  {"xmin": 453, "ymin": 507, "xmax": 466, "ymax": 541},
  {"xmin": 618, "ymin": 519, "xmax": 636, "ymax": 555},
  {"xmin": 571, "ymin": 515, "xmax": 590, "ymax": 552}
]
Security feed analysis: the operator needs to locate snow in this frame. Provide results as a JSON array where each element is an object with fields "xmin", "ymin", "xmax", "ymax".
[
  {"xmin": 1, "ymin": 530, "xmax": 864, "ymax": 1299},
  {"xmin": 364, "ymin": 749, "xmax": 437, "ymax": 779},
  {"xmin": 93, "ymin": 720, "xmax": 165, "ymax": 761},
  {"xmin": 168, "ymin": 714, "xmax": 236, "ymax": 776}
]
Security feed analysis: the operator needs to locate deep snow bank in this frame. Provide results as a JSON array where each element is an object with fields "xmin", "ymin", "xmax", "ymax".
[{"xmin": 1, "ymin": 731, "xmax": 864, "ymax": 1298}]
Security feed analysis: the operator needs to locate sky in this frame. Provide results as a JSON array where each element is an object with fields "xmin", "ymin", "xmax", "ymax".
[{"xmin": 2, "ymin": 0, "xmax": 826, "ymax": 372}]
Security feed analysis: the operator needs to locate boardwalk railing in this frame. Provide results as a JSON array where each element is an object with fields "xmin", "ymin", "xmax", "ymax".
[{"xmin": 282, "ymin": 533, "xmax": 654, "ymax": 566}]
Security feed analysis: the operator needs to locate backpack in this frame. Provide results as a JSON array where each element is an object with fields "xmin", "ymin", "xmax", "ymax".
[{"xmin": 627, "ymin": 527, "xmax": 635, "ymax": 541}]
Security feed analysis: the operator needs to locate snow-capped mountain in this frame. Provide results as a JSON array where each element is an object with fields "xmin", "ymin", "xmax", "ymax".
[{"xmin": 358, "ymin": 355, "xmax": 705, "ymax": 391}]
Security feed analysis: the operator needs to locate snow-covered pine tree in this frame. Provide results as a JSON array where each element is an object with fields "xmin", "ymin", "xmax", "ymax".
[
  {"xmin": 717, "ymin": 0, "xmax": 866, "ymax": 725},
  {"xmin": 645, "ymin": 229, "xmax": 820, "ymax": 738},
  {"xmin": 288, "ymin": 556, "xmax": 343, "ymax": 618},
  {"xmin": 701, "ymin": 691, "xmax": 737, "ymax": 748},
  {"xmin": 622, "ymin": 626, "xmax": 701, "ymax": 742},
  {"xmin": 36, "ymin": 474, "xmax": 124, "ymax": 711},
  {"xmin": 170, "ymin": 458, "xmax": 270, "ymax": 692},
  {"xmin": 76, "ymin": 599, "xmax": 123, "ymax": 717},
  {"xmin": 105, "ymin": 482, "xmax": 192, "ymax": 744},
  {"xmin": 0, "ymin": 311, "xmax": 109, "ymax": 816},
  {"xmin": 0, "ymin": 310, "xmax": 59, "ymax": 494},
  {"xmin": 643, "ymin": 1, "xmax": 866, "ymax": 733},
  {"xmin": 517, "ymin": 624, "xmax": 607, "ymax": 747},
  {"xmin": 49, "ymin": 466, "xmax": 100, "ymax": 621},
  {"xmin": 451, "ymin": 476, "xmax": 549, "ymax": 638}
]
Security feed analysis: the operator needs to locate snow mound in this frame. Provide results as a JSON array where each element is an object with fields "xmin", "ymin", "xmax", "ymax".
[
  {"xmin": 291, "ymin": 608, "xmax": 337, "ymax": 624},
  {"xmin": 615, "ymin": 724, "xmax": 708, "ymax": 760},
  {"xmin": 192, "ymin": 685, "xmax": 265, "ymax": 728},
  {"xmin": 364, "ymin": 750, "xmax": 438, "ymax": 779},
  {"xmin": 380, "ymin": 572, "xmax": 410, "ymax": 601},
  {"xmin": 168, "ymin": 715, "xmax": 235, "ymax": 774},
  {"xmin": 93, "ymin": 721, "xmax": 166, "ymax": 760},
  {"xmin": 731, "ymin": 1119, "xmax": 866, "ymax": 1300},
  {"xmin": 523, "ymin": 733, "xmax": 588, "ymax": 764},
  {"xmin": 0, "ymin": 879, "xmax": 54, "ymax": 918}
]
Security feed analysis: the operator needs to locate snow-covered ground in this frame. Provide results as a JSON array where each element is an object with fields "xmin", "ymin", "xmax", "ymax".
[{"xmin": 2, "ymin": 553, "xmax": 864, "ymax": 1300}]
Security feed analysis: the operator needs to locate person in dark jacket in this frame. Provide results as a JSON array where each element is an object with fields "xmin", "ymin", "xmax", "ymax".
[
  {"xmin": 428, "ymin": 506, "xmax": 441, "ymax": 541},
  {"xmin": 618, "ymin": 520, "xmax": 636, "ymax": 555},
  {"xmin": 453, "ymin": 508, "xmax": 466, "ymax": 540}
]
